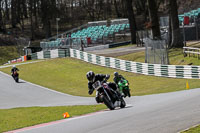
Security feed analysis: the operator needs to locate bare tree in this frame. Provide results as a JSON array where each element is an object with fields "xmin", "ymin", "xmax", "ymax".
[
  {"xmin": 5, "ymin": 0, "xmax": 9, "ymax": 20},
  {"xmin": 11, "ymin": 0, "xmax": 17, "ymax": 28},
  {"xmin": 125, "ymin": 0, "xmax": 137, "ymax": 44},
  {"xmin": 168, "ymin": 0, "xmax": 183, "ymax": 48},
  {"xmin": 147, "ymin": 0, "xmax": 161, "ymax": 39}
]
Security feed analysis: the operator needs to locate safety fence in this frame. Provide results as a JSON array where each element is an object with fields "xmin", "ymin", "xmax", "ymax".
[
  {"xmin": 5, "ymin": 55, "xmax": 28, "ymax": 65},
  {"xmin": 31, "ymin": 48, "xmax": 200, "ymax": 79},
  {"xmin": 69, "ymin": 49, "xmax": 200, "ymax": 79},
  {"xmin": 31, "ymin": 49, "xmax": 70, "ymax": 60},
  {"xmin": 183, "ymin": 47, "xmax": 200, "ymax": 59}
]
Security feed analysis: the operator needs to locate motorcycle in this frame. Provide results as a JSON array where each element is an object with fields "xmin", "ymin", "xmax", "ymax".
[
  {"xmin": 12, "ymin": 71, "xmax": 19, "ymax": 83},
  {"xmin": 92, "ymin": 80, "xmax": 126, "ymax": 110},
  {"xmin": 118, "ymin": 79, "xmax": 131, "ymax": 98}
]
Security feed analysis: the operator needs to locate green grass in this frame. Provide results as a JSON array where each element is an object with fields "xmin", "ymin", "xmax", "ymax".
[
  {"xmin": 117, "ymin": 50, "xmax": 145, "ymax": 63},
  {"xmin": 117, "ymin": 48, "xmax": 200, "ymax": 65},
  {"xmin": 181, "ymin": 125, "xmax": 200, "ymax": 133},
  {"xmin": 0, "ymin": 58, "xmax": 199, "ymax": 97},
  {"xmin": 0, "ymin": 46, "xmax": 19, "ymax": 65},
  {"xmin": 0, "ymin": 105, "xmax": 106, "ymax": 132}
]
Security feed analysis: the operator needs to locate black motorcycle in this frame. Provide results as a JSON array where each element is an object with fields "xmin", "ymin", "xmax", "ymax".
[
  {"xmin": 92, "ymin": 80, "xmax": 126, "ymax": 110},
  {"xmin": 12, "ymin": 71, "xmax": 19, "ymax": 83}
]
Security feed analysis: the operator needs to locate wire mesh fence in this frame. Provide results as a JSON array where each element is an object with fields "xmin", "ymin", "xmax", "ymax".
[{"xmin": 143, "ymin": 38, "xmax": 169, "ymax": 65}]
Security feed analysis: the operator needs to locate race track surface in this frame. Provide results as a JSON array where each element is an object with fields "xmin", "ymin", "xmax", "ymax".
[
  {"xmin": 15, "ymin": 88, "xmax": 200, "ymax": 133},
  {"xmin": 88, "ymin": 45, "xmax": 145, "ymax": 57},
  {"xmin": 0, "ymin": 71, "xmax": 95, "ymax": 109}
]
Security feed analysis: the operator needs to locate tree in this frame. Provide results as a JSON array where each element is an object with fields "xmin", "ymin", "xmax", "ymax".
[
  {"xmin": 11, "ymin": 0, "xmax": 17, "ymax": 28},
  {"xmin": 41, "ymin": 0, "xmax": 57, "ymax": 38},
  {"xmin": 5, "ymin": 0, "xmax": 9, "ymax": 20},
  {"xmin": 168, "ymin": 0, "xmax": 183, "ymax": 48},
  {"xmin": 125, "ymin": 0, "xmax": 137, "ymax": 44},
  {"xmin": 147, "ymin": 0, "xmax": 161, "ymax": 39}
]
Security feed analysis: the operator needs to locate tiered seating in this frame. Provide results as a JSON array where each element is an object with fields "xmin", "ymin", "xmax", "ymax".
[
  {"xmin": 71, "ymin": 23, "xmax": 129, "ymax": 44},
  {"xmin": 40, "ymin": 39, "xmax": 62, "ymax": 50},
  {"xmin": 178, "ymin": 8, "xmax": 200, "ymax": 24},
  {"xmin": 41, "ymin": 23, "xmax": 130, "ymax": 49}
]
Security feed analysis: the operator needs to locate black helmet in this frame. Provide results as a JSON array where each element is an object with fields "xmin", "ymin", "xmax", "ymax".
[
  {"xmin": 114, "ymin": 72, "xmax": 119, "ymax": 77},
  {"xmin": 86, "ymin": 71, "xmax": 95, "ymax": 82}
]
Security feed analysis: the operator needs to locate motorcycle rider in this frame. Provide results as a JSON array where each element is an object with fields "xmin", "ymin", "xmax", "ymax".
[
  {"xmin": 113, "ymin": 72, "xmax": 126, "ymax": 85},
  {"xmin": 86, "ymin": 71, "xmax": 119, "ymax": 103},
  {"xmin": 113, "ymin": 72, "xmax": 128, "ymax": 95},
  {"xmin": 11, "ymin": 65, "xmax": 19, "ymax": 79}
]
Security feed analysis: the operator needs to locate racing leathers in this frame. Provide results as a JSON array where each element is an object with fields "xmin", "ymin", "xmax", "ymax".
[
  {"xmin": 88, "ymin": 74, "xmax": 118, "ymax": 103},
  {"xmin": 11, "ymin": 67, "xmax": 19, "ymax": 78},
  {"xmin": 113, "ymin": 74, "xmax": 126, "ymax": 85}
]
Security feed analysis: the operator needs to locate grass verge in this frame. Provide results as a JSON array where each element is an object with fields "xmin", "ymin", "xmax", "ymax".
[
  {"xmin": 0, "ymin": 46, "xmax": 19, "ymax": 65},
  {"xmin": 117, "ymin": 48, "xmax": 200, "ymax": 65},
  {"xmin": 0, "ymin": 58, "xmax": 199, "ymax": 96},
  {"xmin": 181, "ymin": 125, "xmax": 200, "ymax": 133},
  {"xmin": 0, "ymin": 105, "xmax": 106, "ymax": 132}
]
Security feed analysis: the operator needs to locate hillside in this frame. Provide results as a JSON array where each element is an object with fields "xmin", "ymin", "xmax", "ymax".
[{"xmin": 0, "ymin": 46, "xmax": 19, "ymax": 65}]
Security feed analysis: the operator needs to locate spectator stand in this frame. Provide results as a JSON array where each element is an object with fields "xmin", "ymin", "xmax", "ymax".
[{"xmin": 40, "ymin": 19, "xmax": 131, "ymax": 51}]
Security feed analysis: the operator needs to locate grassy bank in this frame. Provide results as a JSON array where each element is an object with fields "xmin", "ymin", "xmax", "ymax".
[
  {"xmin": 117, "ymin": 48, "xmax": 200, "ymax": 66},
  {"xmin": 0, "ymin": 105, "xmax": 106, "ymax": 132},
  {"xmin": 0, "ymin": 46, "xmax": 19, "ymax": 65},
  {"xmin": 0, "ymin": 58, "xmax": 199, "ymax": 96}
]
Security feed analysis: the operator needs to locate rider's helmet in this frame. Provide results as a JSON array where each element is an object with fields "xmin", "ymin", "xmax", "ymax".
[
  {"xmin": 86, "ymin": 71, "xmax": 95, "ymax": 82},
  {"xmin": 114, "ymin": 72, "xmax": 119, "ymax": 77},
  {"xmin": 13, "ymin": 65, "xmax": 16, "ymax": 68}
]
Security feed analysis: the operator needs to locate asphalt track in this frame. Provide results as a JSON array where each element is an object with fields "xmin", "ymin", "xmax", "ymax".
[
  {"xmin": 88, "ymin": 45, "xmax": 145, "ymax": 57},
  {"xmin": 1, "ymin": 70, "xmax": 200, "ymax": 133},
  {"xmin": 10, "ymin": 87, "xmax": 200, "ymax": 133},
  {"xmin": 0, "ymin": 71, "xmax": 95, "ymax": 109}
]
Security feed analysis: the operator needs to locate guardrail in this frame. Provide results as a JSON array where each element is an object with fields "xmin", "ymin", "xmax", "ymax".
[
  {"xmin": 31, "ymin": 48, "xmax": 200, "ymax": 79},
  {"xmin": 183, "ymin": 47, "xmax": 200, "ymax": 59},
  {"xmin": 70, "ymin": 49, "xmax": 200, "ymax": 79}
]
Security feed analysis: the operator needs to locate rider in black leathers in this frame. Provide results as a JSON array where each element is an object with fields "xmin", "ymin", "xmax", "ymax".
[
  {"xmin": 86, "ymin": 71, "xmax": 118, "ymax": 103},
  {"xmin": 11, "ymin": 65, "xmax": 19, "ymax": 78}
]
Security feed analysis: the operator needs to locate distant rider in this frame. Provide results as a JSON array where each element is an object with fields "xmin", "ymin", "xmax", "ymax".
[
  {"xmin": 11, "ymin": 65, "xmax": 19, "ymax": 78},
  {"xmin": 113, "ymin": 72, "xmax": 126, "ymax": 85},
  {"xmin": 86, "ymin": 71, "xmax": 119, "ymax": 103},
  {"xmin": 113, "ymin": 72, "xmax": 128, "ymax": 95}
]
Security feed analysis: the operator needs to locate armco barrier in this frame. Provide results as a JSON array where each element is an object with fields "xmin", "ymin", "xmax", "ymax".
[
  {"xmin": 44, "ymin": 51, "xmax": 51, "ymax": 58},
  {"xmin": 31, "ymin": 49, "xmax": 70, "ymax": 59},
  {"xmin": 109, "ymin": 41, "xmax": 131, "ymax": 48},
  {"xmin": 31, "ymin": 53, "xmax": 38, "ymax": 60},
  {"xmin": 69, "ymin": 49, "xmax": 200, "ymax": 79},
  {"xmin": 31, "ymin": 48, "xmax": 200, "ymax": 79}
]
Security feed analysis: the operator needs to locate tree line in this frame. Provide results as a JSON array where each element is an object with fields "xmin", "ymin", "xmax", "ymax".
[{"xmin": 0, "ymin": 0, "xmax": 183, "ymax": 47}]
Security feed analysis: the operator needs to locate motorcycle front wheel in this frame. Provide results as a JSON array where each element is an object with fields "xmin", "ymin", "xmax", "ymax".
[
  {"xmin": 15, "ymin": 77, "xmax": 19, "ymax": 83},
  {"xmin": 101, "ymin": 95, "xmax": 115, "ymax": 110},
  {"xmin": 123, "ymin": 88, "xmax": 131, "ymax": 97}
]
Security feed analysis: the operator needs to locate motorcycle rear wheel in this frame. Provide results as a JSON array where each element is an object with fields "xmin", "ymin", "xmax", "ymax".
[{"xmin": 120, "ymin": 98, "xmax": 126, "ymax": 108}]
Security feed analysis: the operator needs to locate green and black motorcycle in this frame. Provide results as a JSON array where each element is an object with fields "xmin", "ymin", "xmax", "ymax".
[{"xmin": 118, "ymin": 79, "xmax": 131, "ymax": 98}]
